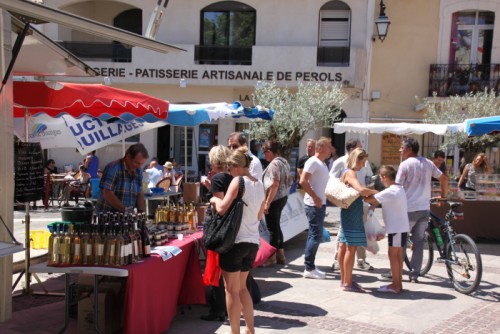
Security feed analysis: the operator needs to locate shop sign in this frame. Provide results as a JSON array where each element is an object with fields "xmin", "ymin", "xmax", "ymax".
[
  {"xmin": 93, "ymin": 67, "xmax": 343, "ymax": 83},
  {"xmin": 381, "ymin": 133, "xmax": 402, "ymax": 165}
]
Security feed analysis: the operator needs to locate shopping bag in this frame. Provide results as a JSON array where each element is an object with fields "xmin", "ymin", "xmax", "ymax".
[
  {"xmin": 321, "ymin": 226, "xmax": 331, "ymax": 243},
  {"xmin": 365, "ymin": 212, "xmax": 385, "ymax": 241},
  {"xmin": 365, "ymin": 212, "xmax": 385, "ymax": 254},
  {"xmin": 325, "ymin": 176, "xmax": 359, "ymax": 209}
]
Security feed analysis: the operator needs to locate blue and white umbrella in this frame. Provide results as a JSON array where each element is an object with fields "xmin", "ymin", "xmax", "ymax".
[
  {"xmin": 166, "ymin": 102, "xmax": 273, "ymax": 126},
  {"xmin": 165, "ymin": 102, "xmax": 273, "ymax": 176}
]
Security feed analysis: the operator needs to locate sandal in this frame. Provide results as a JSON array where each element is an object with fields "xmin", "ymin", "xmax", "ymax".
[
  {"xmin": 343, "ymin": 283, "xmax": 366, "ymax": 293},
  {"xmin": 377, "ymin": 285, "xmax": 399, "ymax": 294}
]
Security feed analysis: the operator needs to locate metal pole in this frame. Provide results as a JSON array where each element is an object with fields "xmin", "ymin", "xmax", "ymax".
[
  {"xmin": 23, "ymin": 108, "xmax": 31, "ymax": 293},
  {"xmin": 184, "ymin": 126, "xmax": 188, "ymax": 178}
]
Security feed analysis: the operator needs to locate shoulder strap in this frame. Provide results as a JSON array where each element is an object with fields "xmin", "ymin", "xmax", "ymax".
[{"xmin": 237, "ymin": 176, "xmax": 245, "ymax": 198}]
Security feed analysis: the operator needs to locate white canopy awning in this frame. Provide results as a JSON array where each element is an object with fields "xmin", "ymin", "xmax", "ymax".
[
  {"xmin": 1, "ymin": 0, "xmax": 185, "ymax": 54},
  {"xmin": 334, "ymin": 122, "xmax": 465, "ymax": 136}
]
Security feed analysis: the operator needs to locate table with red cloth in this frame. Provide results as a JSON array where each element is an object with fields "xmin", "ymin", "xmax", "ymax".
[
  {"xmin": 123, "ymin": 231, "xmax": 206, "ymax": 334},
  {"xmin": 30, "ymin": 232, "xmax": 206, "ymax": 334}
]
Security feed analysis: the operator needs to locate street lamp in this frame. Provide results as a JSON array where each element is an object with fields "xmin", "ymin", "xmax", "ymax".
[{"xmin": 375, "ymin": 0, "xmax": 390, "ymax": 42}]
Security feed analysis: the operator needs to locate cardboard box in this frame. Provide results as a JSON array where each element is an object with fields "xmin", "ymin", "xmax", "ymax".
[
  {"xmin": 183, "ymin": 182, "xmax": 200, "ymax": 204},
  {"xmin": 77, "ymin": 283, "xmax": 123, "ymax": 334},
  {"xmin": 196, "ymin": 203, "xmax": 209, "ymax": 225}
]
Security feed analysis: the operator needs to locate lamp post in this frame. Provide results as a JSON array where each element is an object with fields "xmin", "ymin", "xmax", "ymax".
[{"xmin": 375, "ymin": 0, "xmax": 390, "ymax": 42}]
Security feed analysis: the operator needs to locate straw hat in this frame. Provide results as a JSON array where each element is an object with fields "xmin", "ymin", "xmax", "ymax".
[{"xmin": 163, "ymin": 161, "xmax": 173, "ymax": 169}]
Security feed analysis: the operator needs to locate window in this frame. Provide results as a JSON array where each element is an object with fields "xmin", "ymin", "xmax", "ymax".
[
  {"xmin": 317, "ymin": 1, "xmax": 351, "ymax": 66},
  {"xmin": 450, "ymin": 11, "xmax": 494, "ymax": 65},
  {"xmin": 196, "ymin": 1, "xmax": 256, "ymax": 65},
  {"xmin": 57, "ymin": 5, "xmax": 141, "ymax": 62},
  {"xmin": 173, "ymin": 127, "xmax": 193, "ymax": 167}
]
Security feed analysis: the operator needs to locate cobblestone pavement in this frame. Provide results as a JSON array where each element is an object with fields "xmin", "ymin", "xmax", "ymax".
[{"xmin": 3, "ymin": 205, "xmax": 500, "ymax": 334}]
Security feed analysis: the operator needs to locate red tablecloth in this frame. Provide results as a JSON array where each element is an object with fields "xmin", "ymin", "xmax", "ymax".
[{"xmin": 123, "ymin": 232, "xmax": 206, "ymax": 334}]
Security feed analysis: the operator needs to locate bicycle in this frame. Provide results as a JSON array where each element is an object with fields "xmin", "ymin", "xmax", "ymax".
[{"xmin": 404, "ymin": 199, "xmax": 482, "ymax": 295}]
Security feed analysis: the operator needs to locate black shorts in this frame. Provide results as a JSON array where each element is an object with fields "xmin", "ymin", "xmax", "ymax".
[
  {"xmin": 388, "ymin": 232, "xmax": 408, "ymax": 248},
  {"xmin": 219, "ymin": 242, "xmax": 258, "ymax": 273}
]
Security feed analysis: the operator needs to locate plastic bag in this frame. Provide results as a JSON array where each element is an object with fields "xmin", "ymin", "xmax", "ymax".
[
  {"xmin": 365, "ymin": 212, "xmax": 385, "ymax": 241},
  {"xmin": 321, "ymin": 226, "xmax": 331, "ymax": 243},
  {"xmin": 365, "ymin": 212, "xmax": 385, "ymax": 255},
  {"xmin": 367, "ymin": 238, "xmax": 380, "ymax": 254}
]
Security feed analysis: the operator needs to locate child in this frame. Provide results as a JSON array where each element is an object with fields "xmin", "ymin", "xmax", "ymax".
[{"xmin": 365, "ymin": 165, "xmax": 410, "ymax": 293}]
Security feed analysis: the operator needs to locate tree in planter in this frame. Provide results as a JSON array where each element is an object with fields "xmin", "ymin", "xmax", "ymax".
[
  {"xmin": 425, "ymin": 89, "xmax": 500, "ymax": 163},
  {"xmin": 249, "ymin": 81, "xmax": 347, "ymax": 160}
]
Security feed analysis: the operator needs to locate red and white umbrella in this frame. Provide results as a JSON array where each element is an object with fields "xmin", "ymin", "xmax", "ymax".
[{"xmin": 13, "ymin": 81, "xmax": 169, "ymax": 123}]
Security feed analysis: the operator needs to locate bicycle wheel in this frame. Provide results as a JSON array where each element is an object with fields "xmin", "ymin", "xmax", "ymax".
[
  {"xmin": 445, "ymin": 234, "xmax": 482, "ymax": 295},
  {"xmin": 404, "ymin": 231, "xmax": 434, "ymax": 276}
]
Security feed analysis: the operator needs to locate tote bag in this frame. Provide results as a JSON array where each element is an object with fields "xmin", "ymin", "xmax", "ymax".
[
  {"xmin": 325, "ymin": 176, "xmax": 359, "ymax": 209},
  {"xmin": 203, "ymin": 177, "xmax": 246, "ymax": 253}
]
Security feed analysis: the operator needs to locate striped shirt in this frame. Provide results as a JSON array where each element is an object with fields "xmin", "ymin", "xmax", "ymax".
[{"xmin": 95, "ymin": 159, "xmax": 143, "ymax": 214}]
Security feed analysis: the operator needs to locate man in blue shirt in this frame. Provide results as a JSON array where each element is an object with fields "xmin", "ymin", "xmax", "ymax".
[
  {"xmin": 95, "ymin": 143, "xmax": 149, "ymax": 214},
  {"xmin": 84, "ymin": 150, "xmax": 99, "ymax": 178}
]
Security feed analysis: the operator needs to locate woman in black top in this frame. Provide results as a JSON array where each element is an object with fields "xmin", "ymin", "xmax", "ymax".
[{"xmin": 200, "ymin": 145, "xmax": 232, "ymax": 321}]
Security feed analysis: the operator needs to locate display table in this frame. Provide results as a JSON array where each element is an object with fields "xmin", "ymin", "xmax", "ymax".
[
  {"xmin": 123, "ymin": 232, "xmax": 206, "ymax": 334},
  {"xmin": 30, "ymin": 232, "xmax": 206, "ymax": 333},
  {"xmin": 431, "ymin": 200, "xmax": 500, "ymax": 240}
]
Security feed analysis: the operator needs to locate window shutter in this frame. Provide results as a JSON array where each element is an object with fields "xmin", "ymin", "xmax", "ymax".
[{"xmin": 319, "ymin": 10, "xmax": 350, "ymax": 47}]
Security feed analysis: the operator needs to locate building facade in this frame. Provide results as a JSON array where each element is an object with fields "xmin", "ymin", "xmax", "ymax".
[
  {"xmin": 41, "ymin": 0, "xmax": 377, "ymax": 173},
  {"xmin": 38, "ymin": 0, "xmax": 500, "ymax": 171},
  {"xmin": 369, "ymin": 0, "xmax": 500, "ymax": 169}
]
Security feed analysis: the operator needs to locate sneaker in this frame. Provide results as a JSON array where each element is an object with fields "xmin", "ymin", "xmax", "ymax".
[
  {"xmin": 357, "ymin": 260, "xmax": 374, "ymax": 271},
  {"xmin": 303, "ymin": 269, "xmax": 326, "ymax": 279}
]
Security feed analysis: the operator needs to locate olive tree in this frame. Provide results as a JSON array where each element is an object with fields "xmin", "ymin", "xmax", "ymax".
[
  {"xmin": 249, "ymin": 81, "xmax": 347, "ymax": 159},
  {"xmin": 425, "ymin": 89, "xmax": 500, "ymax": 162}
]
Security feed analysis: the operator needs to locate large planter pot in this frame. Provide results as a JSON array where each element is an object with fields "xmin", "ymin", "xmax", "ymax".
[{"xmin": 61, "ymin": 206, "xmax": 93, "ymax": 224}]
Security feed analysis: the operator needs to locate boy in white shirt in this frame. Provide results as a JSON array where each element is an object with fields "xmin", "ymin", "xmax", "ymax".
[{"xmin": 365, "ymin": 165, "xmax": 410, "ymax": 293}]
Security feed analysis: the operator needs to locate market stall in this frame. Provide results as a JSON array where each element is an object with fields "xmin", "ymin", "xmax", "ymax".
[{"xmin": 334, "ymin": 120, "xmax": 500, "ymax": 240}]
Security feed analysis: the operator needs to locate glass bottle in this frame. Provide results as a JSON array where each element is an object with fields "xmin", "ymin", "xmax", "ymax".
[
  {"xmin": 48, "ymin": 224, "xmax": 60, "ymax": 266},
  {"xmin": 81, "ymin": 224, "xmax": 92, "ymax": 265},
  {"xmin": 141, "ymin": 219, "xmax": 151, "ymax": 257},
  {"xmin": 59, "ymin": 224, "xmax": 72, "ymax": 265},
  {"xmin": 132, "ymin": 214, "xmax": 143, "ymax": 259},
  {"xmin": 169, "ymin": 203, "xmax": 177, "ymax": 226},
  {"xmin": 93, "ymin": 224, "xmax": 105, "ymax": 265},
  {"xmin": 103, "ymin": 224, "xmax": 114, "ymax": 266},
  {"xmin": 128, "ymin": 223, "xmax": 137, "ymax": 263},
  {"xmin": 122, "ymin": 223, "xmax": 132, "ymax": 265},
  {"xmin": 71, "ymin": 224, "xmax": 82, "ymax": 265},
  {"xmin": 187, "ymin": 203, "xmax": 195, "ymax": 233},
  {"xmin": 155, "ymin": 205, "xmax": 161, "ymax": 225},
  {"xmin": 114, "ymin": 223, "xmax": 125, "ymax": 266}
]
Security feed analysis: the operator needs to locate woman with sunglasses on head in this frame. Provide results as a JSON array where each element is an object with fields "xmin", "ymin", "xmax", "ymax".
[
  {"xmin": 261, "ymin": 140, "xmax": 292, "ymax": 266},
  {"xmin": 210, "ymin": 147, "xmax": 265, "ymax": 334},
  {"xmin": 337, "ymin": 148, "xmax": 378, "ymax": 293}
]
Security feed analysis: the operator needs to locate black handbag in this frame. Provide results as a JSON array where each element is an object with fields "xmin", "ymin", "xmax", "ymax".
[{"xmin": 203, "ymin": 177, "xmax": 246, "ymax": 253}]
